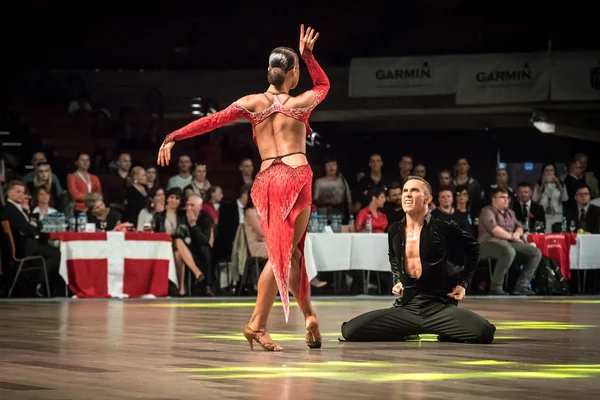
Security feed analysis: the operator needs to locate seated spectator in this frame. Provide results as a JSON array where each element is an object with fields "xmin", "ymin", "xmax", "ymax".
[
  {"xmin": 454, "ymin": 184, "xmax": 481, "ymax": 232},
  {"xmin": 146, "ymin": 166, "xmax": 159, "ymax": 190},
  {"xmin": 2, "ymin": 181, "xmax": 62, "ymax": 296},
  {"xmin": 153, "ymin": 187, "xmax": 205, "ymax": 296},
  {"xmin": 22, "ymin": 152, "xmax": 64, "ymax": 196},
  {"xmin": 431, "ymin": 185, "xmax": 473, "ymax": 235},
  {"xmin": 312, "ymin": 157, "xmax": 352, "ymax": 224},
  {"xmin": 382, "ymin": 182, "xmax": 405, "ymax": 227},
  {"xmin": 85, "ymin": 193, "xmax": 122, "ymax": 231},
  {"xmin": 512, "ymin": 181, "xmax": 545, "ymax": 233},
  {"xmin": 31, "ymin": 187, "xmax": 58, "ymax": 222},
  {"xmin": 167, "ymin": 154, "xmax": 193, "ymax": 190},
  {"xmin": 67, "ymin": 152, "xmax": 102, "ymax": 213},
  {"xmin": 533, "ymin": 163, "xmax": 568, "ymax": 232},
  {"xmin": 184, "ymin": 163, "xmax": 211, "ymax": 200},
  {"xmin": 136, "ymin": 187, "xmax": 165, "ymax": 231},
  {"xmin": 453, "ymin": 157, "xmax": 482, "ymax": 220},
  {"xmin": 26, "ymin": 162, "xmax": 64, "ymax": 209},
  {"xmin": 574, "ymin": 153, "xmax": 599, "ymax": 198},
  {"xmin": 565, "ymin": 185, "xmax": 600, "ymax": 233},
  {"xmin": 478, "ymin": 187, "xmax": 541, "ymax": 296},
  {"xmin": 355, "ymin": 187, "xmax": 388, "ymax": 233},
  {"xmin": 103, "ymin": 152, "xmax": 131, "ymax": 208},
  {"xmin": 485, "ymin": 168, "xmax": 516, "ymax": 206},
  {"xmin": 202, "ymin": 186, "xmax": 223, "ymax": 224},
  {"xmin": 185, "ymin": 194, "xmax": 215, "ymax": 296},
  {"xmin": 235, "ymin": 158, "xmax": 255, "ymax": 193},
  {"xmin": 122, "ymin": 166, "xmax": 148, "ymax": 224}
]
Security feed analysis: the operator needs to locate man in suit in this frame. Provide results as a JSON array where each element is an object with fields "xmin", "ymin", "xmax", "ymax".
[
  {"xmin": 566, "ymin": 185, "xmax": 600, "ymax": 233},
  {"xmin": 1, "ymin": 180, "xmax": 61, "ymax": 296},
  {"xmin": 512, "ymin": 181, "xmax": 546, "ymax": 233}
]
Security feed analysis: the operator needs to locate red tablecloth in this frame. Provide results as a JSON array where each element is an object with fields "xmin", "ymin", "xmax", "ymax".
[
  {"xmin": 527, "ymin": 233, "xmax": 577, "ymax": 280},
  {"xmin": 50, "ymin": 231, "xmax": 177, "ymax": 298}
]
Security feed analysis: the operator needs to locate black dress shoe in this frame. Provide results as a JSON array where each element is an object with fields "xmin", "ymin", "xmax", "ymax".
[{"xmin": 512, "ymin": 287, "xmax": 535, "ymax": 296}]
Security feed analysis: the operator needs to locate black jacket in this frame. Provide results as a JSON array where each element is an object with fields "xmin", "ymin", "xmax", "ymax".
[
  {"xmin": 388, "ymin": 213, "xmax": 480, "ymax": 305},
  {"xmin": 565, "ymin": 204, "xmax": 600, "ymax": 234},
  {"xmin": 512, "ymin": 200, "xmax": 546, "ymax": 233},
  {"xmin": 153, "ymin": 210, "xmax": 189, "ymax": 238}
]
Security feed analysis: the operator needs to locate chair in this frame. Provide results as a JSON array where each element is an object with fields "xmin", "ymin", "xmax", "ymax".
[{"xmin": 1, "ymin": 221, "xmax": 50, "ymax": 297}]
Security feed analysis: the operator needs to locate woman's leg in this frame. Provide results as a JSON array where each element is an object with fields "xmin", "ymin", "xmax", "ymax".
[
  {"xmin": 174, "ymin": 238, "xmax": 202, "ymax": 278},
  {"xmin": 174, "ymin": 250, "xmax": 185, "ymax": 295},
  {"xmin": 288, "ymin": 205, "xmax": 314, "ymax": 317}
]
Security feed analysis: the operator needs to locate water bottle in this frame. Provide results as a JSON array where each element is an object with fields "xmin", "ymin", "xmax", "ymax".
[
  {"xmin": 77, "ymin": 213, "xmax": 88, "ymax": 233},
  {"xmin": 309, "ymin": 212, "xmax": 317, "ymax": 233},
  {"xmin": 348, "ymin": 215, "xmax": 355, "ymax": 232},
  {"xmin": 366, "ymin": 213, "xmax": 373, "ymax": 233},
  {"xmin": 69, "ymin": 217, "xmax": 77, "ymax": 232},
  {"xmin": 561, "ymin": 216, "xmax": 567, "ymax": 233}
]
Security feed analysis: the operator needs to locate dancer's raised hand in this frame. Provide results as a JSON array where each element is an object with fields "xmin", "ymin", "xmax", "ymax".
[
  {"xmin": 157, "ymin": 141, "xmax": 175, "ymax": 166},
  {"xmin": 299, "ymin": 24, "xmax": 320, "ymax": 55}
]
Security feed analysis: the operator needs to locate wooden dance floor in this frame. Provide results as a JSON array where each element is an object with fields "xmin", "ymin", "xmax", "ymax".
[{"xmin": 1, "ymin": 296, "xmax": 599, "ymax": 399}]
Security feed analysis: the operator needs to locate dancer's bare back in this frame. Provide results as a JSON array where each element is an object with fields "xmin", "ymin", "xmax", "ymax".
[{"xmin": 236, "ymin": 93, "xmax": 315, "ymax": 170}]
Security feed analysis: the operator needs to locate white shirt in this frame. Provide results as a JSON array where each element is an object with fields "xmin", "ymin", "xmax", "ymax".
[
  {"xmin": 237, "ymin": 199, "xmax": 245, "ymax": 224},
  {"xmin": 167, "ymin": 174, "xmax": 192, "ymax": 190}
]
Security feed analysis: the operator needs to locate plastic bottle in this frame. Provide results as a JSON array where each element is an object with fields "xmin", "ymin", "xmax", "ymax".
[
  {"xmin": 366, "ymin": 214, "xmax": 373, "ymax": 233},
  {"xmin": 348, "ymin": 215, "xmax": 355, "ymax": 232}
]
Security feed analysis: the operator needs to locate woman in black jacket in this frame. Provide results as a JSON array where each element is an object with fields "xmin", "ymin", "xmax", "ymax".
[{"xmin": 153, "ymin": 187, "xmax": 204, "ymax": 296}]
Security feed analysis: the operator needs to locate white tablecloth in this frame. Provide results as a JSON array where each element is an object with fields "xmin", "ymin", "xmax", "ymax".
[
  {"xmin": 570, "ymin": 234, "xmax": 600, "ymax": 270},
  {"xmin": 304, "ymin": 233, "xmax": 390, "ymax": 281}
]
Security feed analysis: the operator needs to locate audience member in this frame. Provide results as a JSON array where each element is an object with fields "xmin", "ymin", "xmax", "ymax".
[
  {"xmin": 167, "ymin": 154, "xmax": 193, "ymax": 190},
  {"xmin": 136, "ymin": 187, "xmax": 165, "ymax": 231},
  {"xmin": 185, "ymin": 194, "xmax": 215, "ymax": 296},
  {"xmin": 84, "ymin": 193, "xmax": 122, "ymax": 231},
  {"xmin": 565, "ymin": 185, "xmax": 600, "ymax": 233},
  {"xmin": 67, "ymin": 152, "xmax": 102, "ymax": 213},
  {"xmin": 533, "ymin": 162, "xmax": 568, "ymax": 233},
  {"xmin": 2, "ymin": 181, "xmax": 62, "ymax": 296},
  {"xmin": 512, "ymin": 181, "xmax": 545, "ymax": 233},
  {"xmin": 122, "ymin": 166, "xmax": 148, "ymax": 223},
  {"xmin": 355, "ymin": 186, "xmax": 388, "ymax": 233},
  {"xmin": 478, "ymin": 187, "xmax": 541, "ymax": 296}
]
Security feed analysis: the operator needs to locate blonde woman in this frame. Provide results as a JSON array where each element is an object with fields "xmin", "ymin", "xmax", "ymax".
[
  {"xmin": 26, "ymin": 162, "xmax": 63, "ymax": 205},
  {"xmin": 123, "ymin": 166, "xmax": 149, "ymax": 223}
]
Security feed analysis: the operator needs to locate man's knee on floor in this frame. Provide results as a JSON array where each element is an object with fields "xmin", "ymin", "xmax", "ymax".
[{"xmin": 477, "ymin": 322, "xmax": 496, "ymax": 344}]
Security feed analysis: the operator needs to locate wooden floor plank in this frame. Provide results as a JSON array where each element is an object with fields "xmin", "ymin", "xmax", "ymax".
[{"xmin": 0, "ymin": 297, "xmax": 599, "ymax": 399}]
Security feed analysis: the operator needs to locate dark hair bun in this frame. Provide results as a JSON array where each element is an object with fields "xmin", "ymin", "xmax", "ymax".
[
  {"xmin": 267, "ymin": 47, "xmax": 298, "ymax": 88},
  {"xmin": 268, "ymin": 67, "xmax": 286, "ymax": 86}
]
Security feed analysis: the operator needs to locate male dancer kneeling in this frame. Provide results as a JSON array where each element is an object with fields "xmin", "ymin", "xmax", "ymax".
[{"xmin": 341, "ymin": 176, "xmax": 495, "ymax": 344}]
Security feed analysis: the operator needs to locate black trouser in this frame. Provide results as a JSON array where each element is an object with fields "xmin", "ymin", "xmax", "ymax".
[
  {"xmin": 341, "ymin": 295, "xmax": 496, "ymax": 344},
  {"xmin": 24, "ymin": 240, "xmax": 62, "ymax": 295}
]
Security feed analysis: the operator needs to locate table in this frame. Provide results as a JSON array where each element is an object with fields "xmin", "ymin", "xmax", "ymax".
[
  {"xmin": 50, "ymin": 232, "xmax": 177, "ymax": 298},
  {"xmin": 304, "ymin": 233, "xmax": 390, "ymax": 283}
]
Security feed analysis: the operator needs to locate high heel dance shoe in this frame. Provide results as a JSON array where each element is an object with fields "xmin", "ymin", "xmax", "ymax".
[
  {"xmin": 243, "ymin": 325, "xmax": 283, "ymax": 352},
  {"xmin": 305, "ymin": 316, "xmax": 322, "ymax": 349}
]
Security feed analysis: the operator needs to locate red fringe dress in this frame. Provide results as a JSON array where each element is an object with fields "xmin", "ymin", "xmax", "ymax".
[{"xmin": 162, "ymin": 49, "xmax": 330, "ymax": 322}]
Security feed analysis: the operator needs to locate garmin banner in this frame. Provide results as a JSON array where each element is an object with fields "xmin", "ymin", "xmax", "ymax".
[
  {"xmin": 551, "ymin": 52, "xmax": 600, "ymax": 101},
  {"xmin": 455, "ymin": 53, "xmax": 551, "ymax": 105},
  {"xmin": 348, "ymin": 56, "xmax": 458, "ymax": 98}
]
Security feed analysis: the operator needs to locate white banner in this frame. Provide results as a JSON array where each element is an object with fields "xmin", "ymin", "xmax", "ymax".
[
  {"xmin": 551, "ymin": 52, "xmax": 600, "ymax": 101},
  {"xmin": 348, "ymin": 56, "xmax": 458, "ymax": 98},
  {"xmin": 456, "ymin": 53, "xmax": 551, "ymax": 105}
]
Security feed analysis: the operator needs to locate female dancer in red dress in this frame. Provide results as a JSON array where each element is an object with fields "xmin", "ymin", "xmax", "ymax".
[{"xmin": 157, "ymin": 25, "xmax": 329, "ymax": 351}]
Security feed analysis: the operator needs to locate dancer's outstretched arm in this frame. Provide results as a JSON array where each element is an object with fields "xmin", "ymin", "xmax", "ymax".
[
  {"xmin": 157, "ymin": 102, "xmax": 250, "ymax": 166},
  {"xmin": 296, "ymin": 24, "xmax": 330, "ymax": 109}
]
